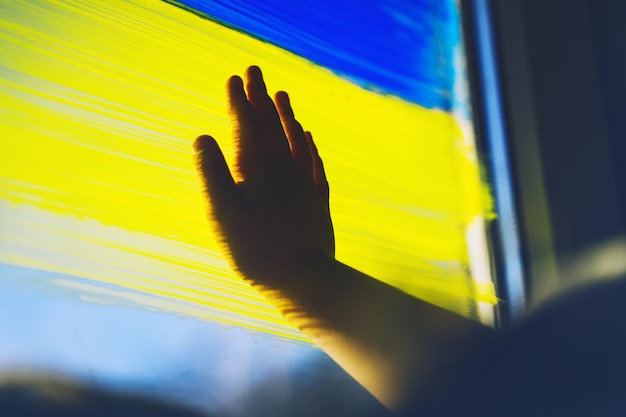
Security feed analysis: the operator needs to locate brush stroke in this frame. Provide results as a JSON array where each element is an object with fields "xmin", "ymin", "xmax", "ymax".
[
  {"xmin": 167, "ymin": 0, "xmax": 463, "ymax": 111},
  {"xmin": 0, "ymin": 0, "xmax": 494, "ymax": 342}
]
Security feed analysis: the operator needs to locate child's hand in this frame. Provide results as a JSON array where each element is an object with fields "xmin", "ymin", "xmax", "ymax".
[
  {"xmin": 194, "ymin": 66, "xmax": 334, "ymax": 286},
  {"xmin": 193, "ymin": 66, "xmax": 497, "ymax": 414}
]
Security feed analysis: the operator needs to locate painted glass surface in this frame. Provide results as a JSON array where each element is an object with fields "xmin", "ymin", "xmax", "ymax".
[{"xmin": 0, "ymin": 0, "xmax": 494, "ymax": 414}]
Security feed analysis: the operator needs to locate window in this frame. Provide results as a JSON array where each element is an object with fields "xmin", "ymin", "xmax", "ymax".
[{"xmin": 0, "ymin": 0, "xmax": 500, "ymax": 413}]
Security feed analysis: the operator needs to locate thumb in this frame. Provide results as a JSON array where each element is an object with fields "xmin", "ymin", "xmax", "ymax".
[{"xmin": 194, "ymin": 135, "xmax": 240, "ymax": 219}]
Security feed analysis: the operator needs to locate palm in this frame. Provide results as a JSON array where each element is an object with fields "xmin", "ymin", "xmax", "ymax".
[{"xmin": 195, "ymin": 66, "xmax": 334, "ymax": 285}]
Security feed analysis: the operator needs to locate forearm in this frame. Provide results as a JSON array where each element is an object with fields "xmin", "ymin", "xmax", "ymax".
[
  {"xmin": 250, "ymin": 258, "xmax": 498, "ymax": 412},
  {"xmin": 194, "ymin": 66, "xmax": 498, "ymax": 413}
]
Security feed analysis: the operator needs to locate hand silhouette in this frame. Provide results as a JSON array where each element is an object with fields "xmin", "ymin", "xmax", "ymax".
[
  {"xmin": 194, "ymin": 66, "xmax": 496, "ymax": 414},
  {"xmin": 194, "ymin": 66, "xmax": 334, "ymax": 287}
]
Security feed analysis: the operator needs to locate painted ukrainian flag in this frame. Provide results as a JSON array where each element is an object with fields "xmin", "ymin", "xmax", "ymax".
[{"xmin": 0, "ymin": 0, "xmax": 495, "ymax": 342}]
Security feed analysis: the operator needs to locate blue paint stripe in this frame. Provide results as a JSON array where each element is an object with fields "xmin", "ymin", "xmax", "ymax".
[{"xmin": 167, "ymin": 0, "xmax": 462, "ymax": 110}]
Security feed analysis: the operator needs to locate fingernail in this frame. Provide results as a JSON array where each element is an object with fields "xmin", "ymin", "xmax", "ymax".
[
  {"xmin": 278, "ymin": 91, "xmax": 289, "ymax": 103},
  {"xmin": 249, "ymin": 65, "xmax": 262, "ymax": 78},
  {"xmin": 276, "ymin": 91, "xmax": 294, "ymax": 116},
  {"xmin": 193, "ymin": 135, "xmax": 216, "ymax": 154},
  {"xmin": 247, "ymin": 66, "xmax": 266, "ymax": 92},
  {"xmin": 228, "ymin": 75, "xmax": 245, "ymax": 95}
]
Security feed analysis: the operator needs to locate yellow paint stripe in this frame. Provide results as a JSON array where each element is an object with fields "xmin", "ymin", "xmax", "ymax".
[
  {"xmin": 0, "ymin": 0, "xmax": 495, "ymax": 340},
  {"xmin": 0, "ymin": 200, "xmax": 306, "ymax": 339}
]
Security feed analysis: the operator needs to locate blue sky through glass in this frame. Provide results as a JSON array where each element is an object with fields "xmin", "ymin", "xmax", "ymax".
[{"xmin": 0, "ymin": 264, "xmax": 384, "ymax": 415}]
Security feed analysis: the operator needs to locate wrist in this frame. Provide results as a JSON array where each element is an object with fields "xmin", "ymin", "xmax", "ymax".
[{"xmin": 245, "ymin": 253, "xmax": 338, "ymax": 295}]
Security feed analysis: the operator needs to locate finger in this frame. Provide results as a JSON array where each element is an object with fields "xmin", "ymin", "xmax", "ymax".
[
  {"xmin": 194, "ymin": 135, "xmax": 240, "ymax": 219},
  {"xmin": 244, "ymin": 66, "xmax": 291, "ymax": 158},
  {"xmin": 227, "ymin": 75, "xmax": 269, "ymax": 179},
  {"xmin": 305, "ymin": 131, "xmax": 330, "ymax": 202},
  {"xmin": 275, "ymin": 91, "xmax": 312, "ymax": 175}
]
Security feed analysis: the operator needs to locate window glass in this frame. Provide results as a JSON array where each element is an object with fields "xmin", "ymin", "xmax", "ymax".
[{"xmin": 0, "ymin": 0, "xmax": 494, "ymax": 413}]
